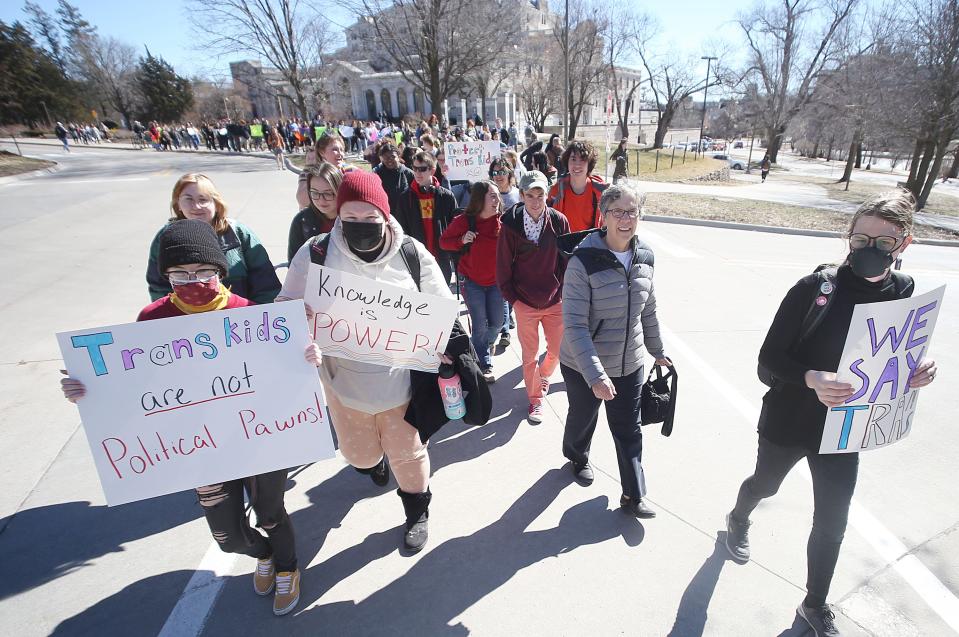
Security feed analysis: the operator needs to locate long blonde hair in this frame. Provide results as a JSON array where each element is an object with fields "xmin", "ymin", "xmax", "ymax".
[{"xmin": 170, "ymin": 173, "xmax": 229, "ymax": 234}]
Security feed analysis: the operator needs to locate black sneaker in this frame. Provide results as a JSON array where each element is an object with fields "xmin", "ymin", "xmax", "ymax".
[
  {"xmin": 620, "ymin": 494, "xmax": 656, "ymax": 518},
  {"xmin": 499, "ymin": 332, "xmax": 511, "ymax": 347},
  {"xmin": 572, "ymin": 462, "xmax": 594, "ymax": 485},
  {"xmin": 725, "ymin": 512, "xmax": 751, "ymax": 562},
  {"xmin": 370, "ymin": 457, "xmax": 390, "ymax": 487},
  {"xmin": 797, "ymin": 601, "xmax": 842, "ymax": 636}
]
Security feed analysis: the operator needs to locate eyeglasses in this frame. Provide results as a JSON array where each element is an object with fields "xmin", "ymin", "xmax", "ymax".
[
  {"xmin": 309, "ymin": 189, "xmax": 336, "ymax": 202},
  {"xmin": 167, "ymin": 268, "xmax": 219, "ymax": 284},
  {"xmin": 849, "ymin": 233, "xmax": 904, "ymax": 252},
  {"xmin": 412, "ymin": 165, "xmax": 432, "ymax": 173},
  {"xmin": 179, "ymin": 195, "xmax": 215, "ymax": 208},
  {"xmin": 607, "ymin": 208, "xmax": 641, "ymax": 220},
  {"xmin": 491, "ymin": 170, "xmax": 510, "ymax": 177}
]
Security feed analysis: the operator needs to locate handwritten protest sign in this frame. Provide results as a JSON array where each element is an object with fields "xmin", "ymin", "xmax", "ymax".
[
  {"xmin": 305, "ymin": 265, "xmax": 459, "ymax": 372},
  {"xmin": 57, "ymin": 301, "xmax": 334, "ymax": 506},
  {"xmin": 339, "ymin": 125, "xmax": 354, "ymax": 138},
  {"xmin": 314, "ymin": 126, "xmax": 326, "ymax": 140},
  {"xmin": 820, "ymin": 286, "xmax": 945, "ymax": 454},
  {"xmin": 249, "ymin": 124, "xmax": 263, "ymax": 138},
  {"xmin": 443, "ymin": 141, "xmax": 501, "ymax": 181},
  {"xmin": 394, "ymin": 131, "xmax": 403, "ymax": 145}
]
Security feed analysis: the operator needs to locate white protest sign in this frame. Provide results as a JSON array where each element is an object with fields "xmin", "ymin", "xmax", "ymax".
[
  {"xmin": 820, "ymin": 285, "xmax": 945, "ymax": 454},
  {"xmin": 443, "ymin": 140, "xmax": 501, "ymax": 180},
  {"xmin": 57, "ymin": 301, "xmax": 334, "ymax": 506},
  {"xmin": 305, "ymin": 264, "xmax": 459, "ymax": 372}
]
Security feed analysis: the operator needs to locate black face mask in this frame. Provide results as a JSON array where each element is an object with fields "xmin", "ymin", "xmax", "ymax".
[
  {"xmin": 848, "ymin": 246, "xmax": 894, "ymax": 278},
  {"xmin": 342, "ymin": 220, "xmax": 385, "ymax": 254}
]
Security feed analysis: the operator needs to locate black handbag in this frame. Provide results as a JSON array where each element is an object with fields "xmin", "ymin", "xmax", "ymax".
[{"xmin": 641, "ymin": 364, "xmax": 678, "ymax": 436}]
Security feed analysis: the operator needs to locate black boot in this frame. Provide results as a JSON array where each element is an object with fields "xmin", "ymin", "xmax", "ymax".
[{"xmin": 397, "ymin": 488, "xmax": 431, "ymax": 553}]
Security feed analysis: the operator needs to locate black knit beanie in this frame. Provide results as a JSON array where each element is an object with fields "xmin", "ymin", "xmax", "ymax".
[{"xmin": 158, "ymin": 219, "xmax": 229, "ymax": 276}]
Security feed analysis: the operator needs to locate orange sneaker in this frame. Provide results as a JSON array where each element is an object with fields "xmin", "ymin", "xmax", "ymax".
[
  {"xmin": 253, "ymin": 557, "xmax": 275, "ymax": 596},
  {"xmin": 273, "ymin": 569, "xmax": 301, "ymax": 616}
]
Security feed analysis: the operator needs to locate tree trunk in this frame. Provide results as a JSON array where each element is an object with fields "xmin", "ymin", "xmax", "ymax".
[
  {"xmin": 765, "ymin": 126, "xmax": 785, "ymax": 162},
  {"xmin": 909, "ymin": 140, "xmax": 936, "ymax": 199},
  {"xmin": 907, "ymin": 138, "xmax": 924, "ymax": 185},
  {"xmin": 653, "ymin": 121, "xmax": 667, "ymax": 149},
  {"xmin": 948, "ymin": 147, "xmax": 959, "ymax": 179},
  {"xmin": 839, "ymin": 136, "xmax": 859, "ymax": 183},
  {"xmin": 854, "ymin": 144, "xmax": 863, "ymax": 169},
  {"xmin": 918, "ymin": 133, "xmax": 952, "ymax": 209},
  {"xmin": 825, "ymin": 137, "xmax": 834, "ymax": 161}
]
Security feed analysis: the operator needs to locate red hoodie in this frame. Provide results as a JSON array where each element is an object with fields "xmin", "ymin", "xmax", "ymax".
[
  {"xmin": 440, "ymin": 213, "xmax": 501, "ymax": 287},
  {"xmin": 137, "ymin": 294, "xmax": 252, "ymax": 322}
]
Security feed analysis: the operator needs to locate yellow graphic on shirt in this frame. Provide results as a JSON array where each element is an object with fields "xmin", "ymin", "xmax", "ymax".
[{"xmin": 419, "ymin": 198, "xmax": 434, "ymax": 220}]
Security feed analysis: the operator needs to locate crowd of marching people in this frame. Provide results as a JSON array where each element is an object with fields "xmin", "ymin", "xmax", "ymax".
[{"xmin": 58, "ymin": 115, "xmax": 939, "ymax": 635}]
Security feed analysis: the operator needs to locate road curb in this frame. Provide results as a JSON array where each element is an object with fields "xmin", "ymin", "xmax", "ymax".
[
  {"xmin": 643, "ymin": 214, "xmax": 959, "ymax": 248},
  {"xmin": 0, "ymin": 161, "xmax": 62, "ymax": 184},
  {"xmin": 1, "ymin": 138, "xmax": 281, "ymax": 160}
]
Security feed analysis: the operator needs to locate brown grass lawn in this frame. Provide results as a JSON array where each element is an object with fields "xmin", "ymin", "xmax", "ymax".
[{"xmin": 0, "ymin": 151, "xmax": 55, "ymax": 177}]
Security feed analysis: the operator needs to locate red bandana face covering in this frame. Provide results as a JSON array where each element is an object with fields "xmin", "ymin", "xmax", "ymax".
[{"xmin": 172, "ymin": 277, "xmax": 220, "ymax": 305}]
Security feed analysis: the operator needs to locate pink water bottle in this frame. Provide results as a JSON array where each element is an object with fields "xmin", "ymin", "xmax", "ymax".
[{"xmin": 438, "ymin": 363, "xmax": 467, "ymax": 420}]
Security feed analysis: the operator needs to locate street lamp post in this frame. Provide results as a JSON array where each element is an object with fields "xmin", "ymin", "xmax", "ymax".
[
  {"xmin": 698, "ymin": 56, "xmax": 717, "ymax": 157},
  {"xmin": 563, "ymin": 0, "xmax": 569, "ymax": 142}
]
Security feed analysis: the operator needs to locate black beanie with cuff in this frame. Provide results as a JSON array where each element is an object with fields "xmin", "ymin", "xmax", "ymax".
[{"xmin": 158, "ymin": 219, "xmax": 229, "ymax": 276}]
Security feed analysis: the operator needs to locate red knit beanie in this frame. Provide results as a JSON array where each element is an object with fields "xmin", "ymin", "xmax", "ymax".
[{"xmin": 336, "ymin": 170, "xmax": 391, "ymax": 220}]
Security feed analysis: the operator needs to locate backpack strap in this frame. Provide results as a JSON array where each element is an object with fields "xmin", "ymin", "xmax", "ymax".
[
  {"xmin": 309, "ymin": 233, "xmax": 331, "ymax": 266},
  {"xmin": 889, "ymin": 270, "xmax": 915, "ymax": 298},
  {"xmin": 796, "ymin": 267, "xmax": 838, "ymax": 347},
  {"xmin": 398, "ymin": 236, "xmax": 422, "ymax": 292}
]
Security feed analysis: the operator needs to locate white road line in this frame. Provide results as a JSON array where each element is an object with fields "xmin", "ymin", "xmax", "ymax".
[
  {"xmin": 660, "ymin": 325, "xmax": 959, "ymax": 632},
  {"xmin": 638, "ymin": 225, "xmax": 703, "ymax": 259},
  {"xmin": 157, "ymin": 542, "xmax": 238, "ymax": 637}
]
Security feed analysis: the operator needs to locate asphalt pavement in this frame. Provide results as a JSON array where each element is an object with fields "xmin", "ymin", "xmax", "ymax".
[{"xmin": 1, "ymin": 144, "xmax": 957, "ymax": 637}]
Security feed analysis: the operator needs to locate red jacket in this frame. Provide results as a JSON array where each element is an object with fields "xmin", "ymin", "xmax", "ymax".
[
  {"xmin": 137, "ymin": 293, "xmax": 252, "ymax": 321},
  {"xmin": 440, "ymin": 213, "xmax": 501, "ymax": 287},
  {"xmin": 496, "ymin": 204, "xmax": 570, "ymax": 309}
]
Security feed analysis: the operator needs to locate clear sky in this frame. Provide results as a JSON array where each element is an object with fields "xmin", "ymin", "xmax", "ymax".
[{"xmin": 1, "ymin": 0, "xmax": 750, "ymax": 81}]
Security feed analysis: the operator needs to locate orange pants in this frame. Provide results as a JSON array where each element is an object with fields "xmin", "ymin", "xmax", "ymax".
[
  {"xmin": 325, "ymin": 390, "xmax": 430, "ymax": 493},
  {"xmin": 513, "ymin": 300, "xmax": 564, "ymax": 405}
]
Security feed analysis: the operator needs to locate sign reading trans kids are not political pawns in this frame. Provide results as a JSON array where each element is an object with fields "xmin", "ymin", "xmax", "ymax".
[
  {"xmin": 820, "ymin": 286, "xmax": 945, "ymax": 454},
  {"xmin": 305, "ymin": 264, "xmax": 459, "ymax": 372},
  {"xmin": 57, "ymin": 301, "xmax": 335, "ymax": 506}
]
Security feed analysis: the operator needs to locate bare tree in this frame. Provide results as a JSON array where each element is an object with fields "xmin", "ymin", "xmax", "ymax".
[
  {"xmin": 603, "ymin": 4, "xmax": 651, "ymax": 141},
  {"xmin": 555, "ymin": 0, "xmax": 608, "ymax": 139},
  {"xmin": 637, "ymin": 48, "xmax": 716, "ymax": 149},
  {"xmin": 84, "ymin": 35, "xmax": 140, "ymax": 127},
  {"xmin": 187, "ymin": 0, "xmax": 330, "ymax": 119},
  {"xmin": 341, "ymin": 0, "xmax": 523, "ymax": 116},
  {"xmin": 518, "ymin": 45, "xmax": 562, "ymax": 130},
  {"xmin": 732, "ymin": 0, "xmax": 861, "ymax": 162}
]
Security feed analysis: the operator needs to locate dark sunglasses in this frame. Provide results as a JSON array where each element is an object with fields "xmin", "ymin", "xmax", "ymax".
[{"xmin": 412, "ymin": 165, "xmax": 433, "ymax": 173}]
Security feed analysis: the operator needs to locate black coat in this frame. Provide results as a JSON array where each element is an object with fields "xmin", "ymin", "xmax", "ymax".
[
  {"xmin": 374, "ymin": 164, "xmax": 414, "ymax": 217},
  {"xmin": 406, "ymin": 320, "xmax": 492, "ymax": 442}
]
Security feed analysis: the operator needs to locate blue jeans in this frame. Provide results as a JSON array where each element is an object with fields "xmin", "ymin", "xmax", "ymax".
[{"xmin": 462, "ymin": 277, "xmax": 504, "ymax": 369}]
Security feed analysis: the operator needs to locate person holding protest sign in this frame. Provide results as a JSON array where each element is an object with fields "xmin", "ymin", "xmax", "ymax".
[
  {"xmin": 497, "ymin": 171, "xmax": 571, "ymax": 424},
  {"xmin": 724, "ymin": 189, "xmax": 938, "ymax": 637},
  {"xmin": 558, "ymin": 184, "xmax": 668, "ymax": 517},
  {"xmin": 440, "ymin": 181, "xmax": 504, "ymax": 382},
  {"xmin": 65, "ymin": 219, "xmax": 318, "ymax": 616},
  {"xmin": 548, "ymin": 140, "xmax": 609, "ymax": 233},
  {"xmin": 287, "ymin": 162, "xmax": 343, "ymax": 262},
  {"xmin": 278, "ymin": 171, "xmax": 456, "ymax": 553},
  {"xmin": 395, "ymin": 151, "xmax": 458, "ymax": 286},
  {"xmin": 147, "ymin": 173, "xmax": 281, "ymax": 304}
]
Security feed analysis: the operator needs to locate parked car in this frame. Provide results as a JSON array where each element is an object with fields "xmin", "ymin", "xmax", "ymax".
[
  {"xmin": 733, "ymin": 141, "xmax": 744, "ymax": 149},
  {"xmin": 728, "ymin": 158, "xmax": 748, "ymax": 170}
]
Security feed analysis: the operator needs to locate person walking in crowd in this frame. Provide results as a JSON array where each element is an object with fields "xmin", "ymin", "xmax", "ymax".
[
  {"xmin": 395, "ymin": 150, "xmax": 458, "ymax": 285},
  {"xmin": 277, "ymin": 171, "xmax": 457, "ymax": 552},
  {"xmin": 559, "ymin": 184, "xmax": 669, "ymax": 518},
  {"xmin": 497, "ymin": 170, "xmax": 571, "ymax": 424},
  {"xmin": 147, "ymin": 173, "xmax": 281, "ymax": 304},
  {"xmin": 760, "ymin": 154, "xmax": 772, "ymax": 183},
  {"xmin": 440, "ymin": 181, "xmax": 504, "ymax": 383},
  {"xmin": 268, "ymin": 125, "xmax": 286, "ymax": 170},
  {"xmin": 63, "ymin": 219, "xmax": 317, "ymax": 616},
  {"xmin": 611, "ymin": 138, "xmax": 629, "ymax": 184},
  {"xmin": 374, "ymin": 142, "xmax": 414, "ymax": 216},
  {"xmin": 548, "ymin": 140, "xmax": 609, "ymax": 233},
  {"xmin": 490, "ymin": 157, "xmax": 521, "ymax": 209},
  {"xmin": 288, "ymin": 162, "xmax": 343, "ymax": 261},
  {"xmin": 546, "ymin": 134, "xmax": 564, "ymax": 173},
  {"xmin": 54, "ymin": 122, "xmax": 70, "ymax": 151},
  {"xmin": 296, "ymin": 130, "xmax": 357, "ymax": 208},
  {"xmin": 724, "ymin": 189, "xmax": 938, "ymax": 637}
]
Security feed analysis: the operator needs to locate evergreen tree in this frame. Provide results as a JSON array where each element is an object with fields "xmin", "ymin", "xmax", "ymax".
[
  {"xmin": 23, "ymin": 1, "xmax": 66, "ymax": 75},
  {"xmin": 135, "ymin": 51, "xmax": 193, "ymax": 122},
  {"xmin": 0, "ymin": 20, "xmax": 80, "ymax": 125}
]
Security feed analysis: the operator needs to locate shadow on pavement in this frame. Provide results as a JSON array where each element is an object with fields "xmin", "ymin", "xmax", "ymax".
[
  {"xmin": 50, "ymin": 569, "xmax": 198, "ymax": 637},
  {"xmin": 291, "ymin": 468, "xmax": 644, "ymax": 635},
  {"xmin": 775, "ymin": 613, "xmax": 813, "ymax": 636},
  {"xmin": 666, "ymin": 533, "xmax": 736, "ymax": 637},
  {"xmin": 0, "ymin": 491, "xmax": 199, "ymax": 601}
]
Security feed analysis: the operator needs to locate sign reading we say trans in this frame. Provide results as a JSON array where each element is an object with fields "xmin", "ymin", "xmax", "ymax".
[
  {"xmin": 56, "ymin": 301, "xmax": 335, "ymax": 506},
  {"xmin": 820, "ymin": 286, "xmax": 945, "ymax": 454},
  {"xmin": 444, "ymin": 141, "xmax": 501, "ymax": 180}
]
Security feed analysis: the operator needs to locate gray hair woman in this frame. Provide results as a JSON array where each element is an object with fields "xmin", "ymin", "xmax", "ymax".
[{"xmin": 558, "ymin": 183, "xmax": 670, "ymax": 518}]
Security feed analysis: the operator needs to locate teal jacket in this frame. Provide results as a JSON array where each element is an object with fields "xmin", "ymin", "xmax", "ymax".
[{"xmin": 147, "ymin": 219, "xmax": 281, "ymax": 304}]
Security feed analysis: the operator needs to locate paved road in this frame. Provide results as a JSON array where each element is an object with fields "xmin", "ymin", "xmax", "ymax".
[{"xmin": 1, "ymin": 146, "xmax": 958, "ymax": 636}]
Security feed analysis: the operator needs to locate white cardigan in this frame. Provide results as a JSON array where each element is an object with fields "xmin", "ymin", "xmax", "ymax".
[{"xmin": 279, "ymin": 215, "xmax": 453, "ymax": 414}]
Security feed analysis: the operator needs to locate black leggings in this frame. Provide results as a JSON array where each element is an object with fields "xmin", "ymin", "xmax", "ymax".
[
  {"xmin": 731, "ymin": 436, "xmax": 858, "ymax": 606},
  {"xmin": 195, "ymin": 469, "xmax": 297, "ymax": 572}
]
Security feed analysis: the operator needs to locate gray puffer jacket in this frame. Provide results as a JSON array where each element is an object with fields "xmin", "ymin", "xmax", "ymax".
[{"xmin": 560, "ymin": 230, "xmax": 665, "ymax": 385}]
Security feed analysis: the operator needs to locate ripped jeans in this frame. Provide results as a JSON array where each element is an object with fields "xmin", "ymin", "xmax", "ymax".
[{"xmin": 195, "ymin": 469, "xmax": 297, "ymax": 572}]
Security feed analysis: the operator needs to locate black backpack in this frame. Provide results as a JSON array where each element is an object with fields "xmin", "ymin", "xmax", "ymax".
[
  {"xmin": 309, "ymin": 233, "xmax": 421, "ymax": 290},
  {"xmin": 757, "ymin": 265, "xmax": 914, "ymax": 387}
]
